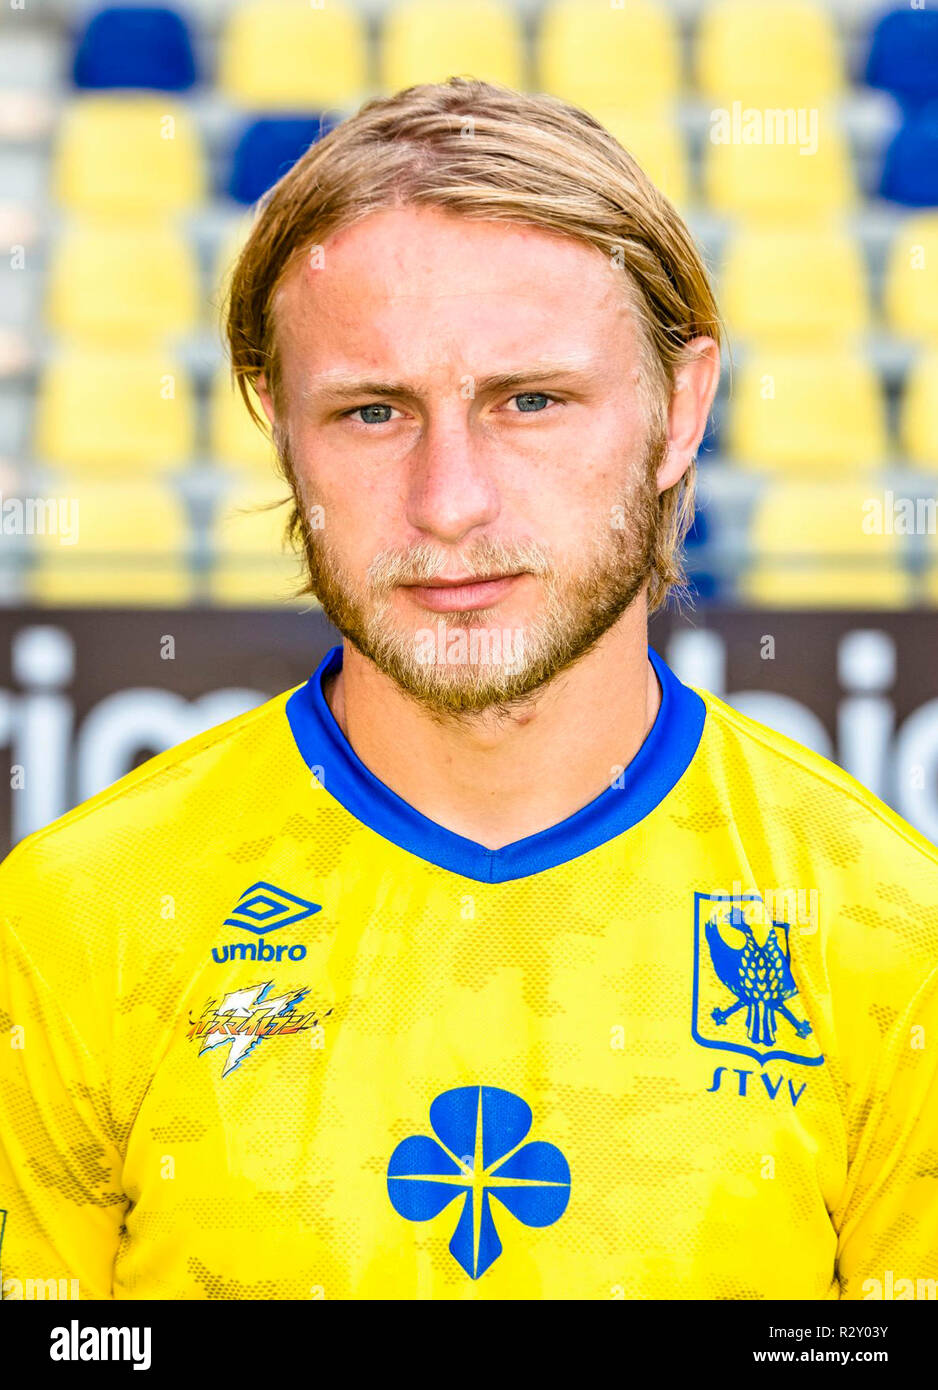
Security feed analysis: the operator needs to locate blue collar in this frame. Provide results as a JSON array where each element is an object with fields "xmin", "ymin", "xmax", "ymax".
[{"xmin": 285, "ymin": 644, "xmax": 705, "ymax": 884}]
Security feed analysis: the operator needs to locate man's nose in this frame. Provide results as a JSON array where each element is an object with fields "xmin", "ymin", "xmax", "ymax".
[{"xmin": 405, "ymin": 411, "xmax": 501, "ymax": 546}]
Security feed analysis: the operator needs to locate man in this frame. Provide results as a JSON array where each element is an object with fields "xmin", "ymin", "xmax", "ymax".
[{"xmin": 1, "ymin": 78, "xmax": 936, "ymax": 1301}]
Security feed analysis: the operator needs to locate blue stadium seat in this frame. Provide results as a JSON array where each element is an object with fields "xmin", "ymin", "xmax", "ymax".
[
  {"xmin": 683, "ymin": 509, "xmax": 719, "ymax": 602},
  {"xmin": 879, "ymin": 107, "xmax": 938, "ymax": 207},
  {"xmin": 866, "ymin": 8, "xmax": 938, "ymax": 112},
  {"xmin": 72, "ymin": 5, "xmax": 197, "ymax": 92},
  {"xmin": 228, "ymin": 116, "xmax": 336, "ymax": 205}
]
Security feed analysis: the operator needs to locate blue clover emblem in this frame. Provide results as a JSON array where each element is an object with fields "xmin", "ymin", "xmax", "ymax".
[{"xmin": 387, "ymin": 1085, "xmax": 571, "ymax": 1279}]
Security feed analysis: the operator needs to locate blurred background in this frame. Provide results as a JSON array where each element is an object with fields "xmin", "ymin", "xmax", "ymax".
[{"xmin": 0, "ymin": 0, "xmax": 937, "ymax": 852}]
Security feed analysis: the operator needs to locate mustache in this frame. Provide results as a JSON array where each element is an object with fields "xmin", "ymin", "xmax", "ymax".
[{"xmin": 366, "ymin": 538, "xmax": 554, "ymax": 592}]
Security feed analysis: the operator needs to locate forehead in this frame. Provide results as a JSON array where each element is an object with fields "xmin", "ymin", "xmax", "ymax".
[{"xmin": 270, "ymin": 205, "xmax": 638, "ymax": 384}]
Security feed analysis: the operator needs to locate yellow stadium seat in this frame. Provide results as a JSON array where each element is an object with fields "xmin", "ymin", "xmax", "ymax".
[
  {"xmin": 31, "ymin": 482, "xmax": 192, "ymax": 605},
  {"xmin": 884, "ymin": 213, "xmax": 938, "ymax": 342},
  {"xmin": 36, "ymin": 351, "xmax": 195, "ymax": 475},
  {"xmin": 742, "ymin": 483, "xmax": 911, "ymax": 607},
  {"xmin": 219, "ymin": 0, "xmax": 366, "ymax": 109},
  {"xmin": 537, "ymin": 0, "xmax": 680, "ymax": 114},
  {"xmin": 46, "ymin": 220, "xmax": 200, "ymax": 347},
  {"xmin": 381, "ymin": 0, "xmax": 523, "ymax": 91},
  {"xmin": 589, "ymin": 111, "xmax": 690, "ymax": 208},
  {"xmin": 697, "ymin": 0, "xmax": 843, "ymax": 107},
  {"xmin": 53, "ymin": 96, "xmax": 204, "ymax": 216},
  {"xmin": 922, "ymin": 532, "xmax": 938, "ymax": 605},
  {"xmin": 210, "ymin": 366, "xmax": 281, "ymax": 476},
  {"xmin": 720, "ymin": 228, "xmax": 870, "ymax": 346},
  {"xmin": 703, "ymin": 117, "xmax": 855, "ymax": 223},
  {"xmin": 727, "ymin": 351, "xmax": 887, "ymax": 473},
  {"xmin": 211, "ymin": 213, "xmax": 255, "ymax": 323},
  {"xmin": 900, "ymin": 350, "xmax": 938, "ymax": 468},
  {"xmin": 210, "ymin": 484, "xmax": 307, "ymax": 606}
]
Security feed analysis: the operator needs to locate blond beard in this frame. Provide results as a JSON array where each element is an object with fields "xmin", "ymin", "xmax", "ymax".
[{"xmin": 280, "ymin": 429, "xmax": 666, "ymax": 716}]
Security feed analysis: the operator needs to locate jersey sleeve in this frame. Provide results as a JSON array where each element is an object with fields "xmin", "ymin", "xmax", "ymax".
[
  {"xmin": 0, "ymin": 867, "xmax": 127, "ymax": 1300},
  {"xmin": 835, "ymin": 961, "xmax": 938, "ymax": 1300}
]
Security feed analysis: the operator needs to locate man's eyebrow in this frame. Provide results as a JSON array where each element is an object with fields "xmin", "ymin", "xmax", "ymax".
[{"xmin": 303, "ymin": 359, "xmax": 600, "ymax": 403}]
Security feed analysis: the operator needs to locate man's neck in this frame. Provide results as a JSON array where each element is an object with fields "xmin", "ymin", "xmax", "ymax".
[{"xmin": 323, "ymin": 607, "xmax": 661, "ymax": 850}]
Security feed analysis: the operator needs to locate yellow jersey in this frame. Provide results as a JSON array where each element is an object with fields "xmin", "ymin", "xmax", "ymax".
[{"xmin": 1, "ymin": 644, "xmax": 936, "ymax": 1300}]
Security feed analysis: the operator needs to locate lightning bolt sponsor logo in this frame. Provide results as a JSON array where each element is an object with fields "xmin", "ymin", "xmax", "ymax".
[{"xmin": 187, "ymin": 981, "xmax": 331, "ymax": 1077}]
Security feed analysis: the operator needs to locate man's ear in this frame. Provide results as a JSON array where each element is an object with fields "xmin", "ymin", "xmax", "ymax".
[
  {"xmin": 255, "ymin": 373, "xmax": 277, "ymax": 430},
  {"xmin": 656, "ymin": 337, "xmax": 721, "ymax": 493}
]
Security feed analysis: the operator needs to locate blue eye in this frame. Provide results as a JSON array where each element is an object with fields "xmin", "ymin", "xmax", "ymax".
[
  {"xmin": 345, "ymin": 394, "xmax": 558, "ymax": 423},
  {"xmin": 352, "ymin": 403, "xmax": 395, "ymax": 425},
  {"xmin": 512, "ymin": 393, "xmax": 552, "ymax": 413}
]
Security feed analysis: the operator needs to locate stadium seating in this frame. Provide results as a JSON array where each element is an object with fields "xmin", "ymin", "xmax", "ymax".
[
  {"xmin": 35, "ymin": 351, "xmax": 195, "ymax": 475},
  {"xmin": 742, "ymin": 484, "xmax": 912, "ymax": 607},
  {"xmin": 900, "ymin": 351, "xmax": 938, "ymax": 469},
  {"xmin": 227, "ymin": 117, "xmax": 333, "ymax": 206},
  {"xmin": 217, "ymin": 0, "xmax": 367, "ymax": 110},
  {"xmin": 683, "ymin": 509, "xmax": 719, "ymax": 602},
  {"xmin": 45, "ymin": 220, "xmax": 200, "ymax": 346},
  {"xmin": 589, "ymin": 112, "xmax": 690, "ymax": 210},
  {"xmin": 884, "ymin": 213, "xmax": 938, "ymax": 341},
  {"xmin": 211, "ymin": 211, "xmax": 254, "ymax": 317},
  {"xmin": 72, "ymin": 5, "xmax": 198, "ymax": 92},
  {"xmin": 209, "ymin": 366, "xmax": 281, "ymax": 476},
  {"xmin": 209, "ymin": 484, "xmax": 306, "ymax": 606},
  {"xmin": 52, "ymin": 95, "xmax": 205, "ymax": 216},
  {"xmin": 865, "ymin": 7, "xmax": 938, "ymax": 112},
  {"xmin": 923, "ymin": 552, "xmax": 938, "ymax": 606},
  {"xmin": 727, "ymin": 352, "xmax": 888, "ymax": 473},
  {"xmin": 382, "ymin": 0, "xmax": 524, "ymax": 92},
  {"xmin": 31, "ymin": 482, "xmax": 193, "ymax": 605},
  {"xmin": 536, "ymin": 0, "xmax": 680, "ymax": 114},
  {"xmin": 720, "ymin": 228, "xmax": 870, "ymax": 346},
  {"xmin": 696, "ymin": 0, "xmax": 843, "ymax": 107},
  {"xmin": 879, "ymin": 107, "xmax": 938, "ymax": 208},
  {"xmin": 703, "ymin": 116, "xmax": 856, "ymax": 223},
  {"xmin": 7, "ymin": 0, "xmax": 937, "ymax": 612}
]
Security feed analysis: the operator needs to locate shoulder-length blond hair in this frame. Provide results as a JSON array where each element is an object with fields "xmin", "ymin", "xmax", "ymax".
[{"xmin": 224, "ymin": 76, "xmax": 722, "ymax": 610}]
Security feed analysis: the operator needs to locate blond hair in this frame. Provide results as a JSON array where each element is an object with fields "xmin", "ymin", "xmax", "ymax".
[{"xmin": 224, "ymin": 77, "xmax": 722, "ymax": 610}]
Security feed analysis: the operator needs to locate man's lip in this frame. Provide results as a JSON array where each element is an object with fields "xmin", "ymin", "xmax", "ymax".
[
  {"xmin": 399, "ymin": 572, "xmax": 524, "ymax": 612},
  {"xmin": 405, "ymin": 573, "xmax": 520, "ymax": 588}
]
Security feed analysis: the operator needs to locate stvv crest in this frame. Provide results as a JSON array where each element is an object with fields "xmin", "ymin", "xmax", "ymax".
[{"xmin": 692, "ymin": 893, "xmax": 824, "ymax": 1068}]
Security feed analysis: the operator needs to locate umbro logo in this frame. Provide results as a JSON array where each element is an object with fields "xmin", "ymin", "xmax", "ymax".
[
  {"xmin": 223, "ymin": 881, "xmax": 322, "ymax": 935},
  {"xmin": 212, "ymin": 882, "xmax": 322, "ymax": 966}
]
